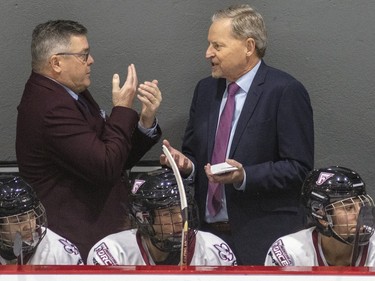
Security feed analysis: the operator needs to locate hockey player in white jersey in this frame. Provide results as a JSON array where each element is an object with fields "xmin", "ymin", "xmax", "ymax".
[
  {"xmin": 265, "ymin": 166, "xmax": 375, "ymax": 266},
  {"xmin": 0, "ymin": 177, "xmax": 83, "ymax": 265},
  {"xmin": 87, "ymin": 168, "xmax": 237, "ymax": 266}
]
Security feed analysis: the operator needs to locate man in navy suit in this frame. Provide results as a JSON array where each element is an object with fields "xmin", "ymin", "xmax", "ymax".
[
  {"xmin": 16, "ymin": 20, "xmax": 162, "ymax": 262},
  {"xmin": 161, "ymin": 4, "xmax": 314, "ymax": 265}
]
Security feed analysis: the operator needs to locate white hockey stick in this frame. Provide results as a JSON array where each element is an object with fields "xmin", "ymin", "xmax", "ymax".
[
  {"xmin": 162, "ymin": 145, "xmax": 189, "ymax": 266},
  {"xmin": 13, "ymin": 231, "xmax": 23, "ymax": 265},
  {"xmin": 351, "ymin": 205, "xmax": 375, "ymax": 266}
]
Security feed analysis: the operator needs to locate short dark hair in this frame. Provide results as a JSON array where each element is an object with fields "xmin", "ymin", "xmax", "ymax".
[{"xmin": 31, "ymin": 20, "xmax": 87, "ymax": 72}]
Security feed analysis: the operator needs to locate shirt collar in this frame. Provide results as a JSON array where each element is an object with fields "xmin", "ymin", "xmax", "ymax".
[
  {"xmin": 227, "ymin": 60, "xmax": 261, "ymax": 93},
  {"xmin": 43, "ymin": 75, "xmax": 79, "ymax": 100}
]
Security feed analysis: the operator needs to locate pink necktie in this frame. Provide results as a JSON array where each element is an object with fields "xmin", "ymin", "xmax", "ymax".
[{"xmin": 207, "ymin": 82, "xmax": 240, "ymax": 216}]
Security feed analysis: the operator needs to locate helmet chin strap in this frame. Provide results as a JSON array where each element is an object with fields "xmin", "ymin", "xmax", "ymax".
[
  {"xmin": 0, "ymin": 239, "xmax": 36, "ymax": 264},
  {"xmin": 149, "ymin": 227, "xmax": 182, "ymax": 253},
  {"xmin": 151, "ymin": 236, "xmax": 181, "ymax": 252},
  {"xmin": 330, "ymin": 228, "xmax": 355, "ymax": 245}
]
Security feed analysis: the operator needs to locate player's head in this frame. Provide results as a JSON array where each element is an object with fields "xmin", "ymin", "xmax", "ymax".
[
  {"xmin": 129, "ymin": 168, "xmax": 199, "ymax": 252},
  {"xmin": 301, "ymin": 166, "xmax": 375, "ymax": 245},
  {"xmin": 0, "ymin": 177, "xmax": 47, "ymax": 260}
]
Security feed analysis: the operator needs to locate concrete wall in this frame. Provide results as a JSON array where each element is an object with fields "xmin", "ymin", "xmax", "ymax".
[{"xmin": 1, "ymin": 1, "xmax": 374, "ymax": 194}]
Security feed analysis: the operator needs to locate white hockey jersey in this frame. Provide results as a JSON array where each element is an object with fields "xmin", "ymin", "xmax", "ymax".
[
  {"xmin": 87, "ymin": 229, "xmax": 237, "ymax": 266},
  {"xmin": 0, "ymin": 228, "xmax": 84, "ymax": 265},
  {"xmin": 265, "ymin": 227, "xmax": 375, "ymax": 266}
]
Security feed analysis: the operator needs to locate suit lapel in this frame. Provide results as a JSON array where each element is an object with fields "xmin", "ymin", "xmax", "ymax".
[
  {"xmin": 30, "ymin": 72, "xmax": 104, "ymax": 127},
  {"xmin": 229, "ymin": 62, "xmax": 267, "ymax": 157}
]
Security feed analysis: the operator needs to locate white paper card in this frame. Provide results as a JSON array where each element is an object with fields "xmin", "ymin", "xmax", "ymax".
[{"xmin": 211, "ymin": 162, "xmax": 238, "ymax": 175}]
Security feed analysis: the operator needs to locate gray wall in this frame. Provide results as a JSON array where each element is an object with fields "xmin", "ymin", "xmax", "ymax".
[{"xmin": 1, "ymin": 1, "xmax": 374, "ymax": 194}]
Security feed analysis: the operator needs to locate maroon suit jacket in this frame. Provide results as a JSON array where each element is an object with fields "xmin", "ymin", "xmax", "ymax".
[{"xmin": 16, "ymin": 72, "xmax": 161, "ymax": 261}]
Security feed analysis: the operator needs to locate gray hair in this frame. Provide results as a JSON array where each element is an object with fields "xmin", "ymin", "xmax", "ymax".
[
  {"xmin": 31, "ymin": 20, "xmax": 87, "ymax": 72},
  {"xmin": 212, "ymin": 4, "xmax": 267, "ymax": 58}
]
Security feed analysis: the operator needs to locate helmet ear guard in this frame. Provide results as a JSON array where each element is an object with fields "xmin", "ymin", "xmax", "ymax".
[
  {"xmin": 308, "ymin": 189, "xmax": 342, "ymax": 237},
  {"xmin": 134, "ymin": 211, "xmax": 151, "ymax": 224},
  {"xmin": 310, "ymin": 191, "xmax": 329, "ymax": 219}
]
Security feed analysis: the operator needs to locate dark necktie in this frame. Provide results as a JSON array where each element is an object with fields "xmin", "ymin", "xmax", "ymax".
[
  {"xmin": 77, "ymin": 95, "xmax": 90, "ymax": 112},
  {"xmin": 207, "ymin": 82, "xmax": 240, "ymax": 216}
]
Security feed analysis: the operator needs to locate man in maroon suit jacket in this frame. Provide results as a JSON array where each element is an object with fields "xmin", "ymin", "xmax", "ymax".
[{"xmin": 16, "ymin": 20, "xmax": 162, "ymax": 262}]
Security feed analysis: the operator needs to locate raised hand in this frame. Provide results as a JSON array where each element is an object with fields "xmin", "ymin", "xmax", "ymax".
[
  {"xmin": 137, "ymin": 79, "xmax": 162, "ymax": 128},
  {"xmin": 112, "ymin": 64, "xmax": 138, "ymax": 108}
]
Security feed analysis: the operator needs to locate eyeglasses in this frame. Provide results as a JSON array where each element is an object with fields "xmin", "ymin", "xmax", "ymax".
[{"xmin": 55, "ymin": 52, "xmax": 90, "ymax": 63}]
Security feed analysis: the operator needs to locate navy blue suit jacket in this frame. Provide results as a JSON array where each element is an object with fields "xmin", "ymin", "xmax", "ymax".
[{"xmin": 182, "ymin": 61, "xmax": 314, "ymax": 264}]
